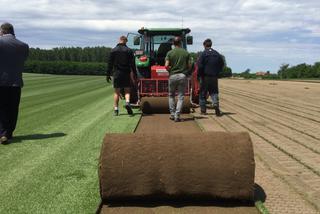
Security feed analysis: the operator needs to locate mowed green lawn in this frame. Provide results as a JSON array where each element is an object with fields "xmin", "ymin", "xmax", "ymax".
[{"xmin": 0, "ymin": 73, "xmax": 141, "ymax": 214}]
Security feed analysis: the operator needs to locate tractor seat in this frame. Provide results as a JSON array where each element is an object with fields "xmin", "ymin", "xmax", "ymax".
[{"xmin": 157, "ymin": 42, "xmax": 172, "ymax": 65}]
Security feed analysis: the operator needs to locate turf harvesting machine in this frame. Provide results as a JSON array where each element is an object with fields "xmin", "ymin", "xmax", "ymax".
[{"xmin": 127, "ymin": 28, "xmax": 200, "ymax": 113}]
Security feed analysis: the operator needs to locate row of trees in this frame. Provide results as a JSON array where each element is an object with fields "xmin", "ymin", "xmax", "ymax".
[
  {"xmin": 234, "ymin": 62, "xmax": 320, "ymax": 79},
  {"xmin": 24, "ymin": 61, "xmax": 106, "ymax": 75},
  {"xmin": 28, "ymin": 47, "xmax": 112, "ymax": 63},
  {"xmin": 278, "ymin": 62, "xmax": 320, "ymax": 79},
  {"xmin": 26, "ymin": 47, "xmax": 233, "ymax": 77}
]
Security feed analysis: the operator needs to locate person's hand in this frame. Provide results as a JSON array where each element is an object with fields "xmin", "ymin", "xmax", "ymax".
[{"xmin": 106, "ymin": 76, "xmax": 112, "ymax": 83}]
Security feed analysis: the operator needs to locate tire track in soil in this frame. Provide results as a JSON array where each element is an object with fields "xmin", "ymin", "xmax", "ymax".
[
  {"xmin": 222, "ymin": 87, "xmax": 320, "ymax": 117},
  {"xmin": 221, "ymin": 95, "xmax": 320, "ymax": 152},
  {"xmin": 219, "ymin": 89, "xmax": 320, "ymax": 177},
  {"xmin": 208, "ymin": 113, "xmax": 320, "ymax": 210},
  {"xmin": 220, "ymin": 91, "xmax": 320, "ymax": 140},
  {"xmin": 221, "ymin": 86, "xmax": 320, "ymax": 112},
  {"xmin": 221, "ymin": 101, "xmax": 320, "ymax": 176},
  {"xmin": 206, "ymin": 113, "xmax": 320, "ymax": 213},
  {"xmin": 214, "ymin": 87, "xmax": 320, "ymax": 210},
  {"xmin": 222, "ymin": 88, "xmax": 320, "ymax": 123}
]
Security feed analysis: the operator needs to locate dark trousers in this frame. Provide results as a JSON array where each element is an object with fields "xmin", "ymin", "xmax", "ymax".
[
  {"xmin": 0, "ymin": 87, "xmax": 21, "ymax": 137},
  {"xmin": 199, "ymin": 76, "xmax": 219, "ymax": 113}
]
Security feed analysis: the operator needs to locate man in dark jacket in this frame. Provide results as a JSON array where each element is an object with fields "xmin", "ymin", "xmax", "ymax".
[
  {"xmin": 197, "ymin": 38, "xmax": 224, "ymax": 116},
  {"xmin": 106, "ymin": 36, "xmax": 136, "ymax": 116},
  {"xmin": 0, "ymin": 23, "xmax": 29, "ymax": 144}
]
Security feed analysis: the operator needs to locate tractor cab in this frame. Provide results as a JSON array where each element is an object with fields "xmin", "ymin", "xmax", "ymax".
[{"xmin": 127, "ymin": 28, "xmax": 193, "ymax": 78}]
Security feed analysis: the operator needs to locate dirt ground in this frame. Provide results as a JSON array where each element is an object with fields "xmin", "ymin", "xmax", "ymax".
[
  {"xmin": 195, "ymin": 79, "xmax": 320, "ymax": 214},
  {"xmin": 100, "ymin": 114, "xmax": 259, "ymax": 214},
  {"xmin": 100, "ymin": 79, "xmax": 320, "ymax": 214},
  {"xmin": 135, "ymin": 114, "xmax": 199, "ymax": 133}
]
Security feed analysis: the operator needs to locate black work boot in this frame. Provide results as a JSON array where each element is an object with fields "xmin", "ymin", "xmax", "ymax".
[
  {"xmin": 174, "ymin": 117, "xmax": 181, "ymax": 122},
  {"xmin": 200, "ymin": 106, "xmax": 207, "ymax": 115},
  {"xmin": 214, "ymin": 106, "xmax": 222, "ymax": 117},
  {"xmin": 125, "ymin": 103, "xmax": 133, "ymax": 115}
]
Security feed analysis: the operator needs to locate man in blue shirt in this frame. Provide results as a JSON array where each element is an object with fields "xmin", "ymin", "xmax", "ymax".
[
  {"xmin": 197, "ymin": 39, "xmax": 224, "ymax": 116},
  {"xmin": 0, "ymin": 23, "xmax": 29, "ymax": 144}
]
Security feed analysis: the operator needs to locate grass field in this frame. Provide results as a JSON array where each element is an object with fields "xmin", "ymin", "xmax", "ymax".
[{"xmin": 0, "ymin": 73, "xmax": 141, "ymax": 214}]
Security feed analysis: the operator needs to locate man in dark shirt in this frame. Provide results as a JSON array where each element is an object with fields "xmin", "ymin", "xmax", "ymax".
[
  {"xmin": 197, "ymin": 38, "xmax": 224, "ymax": 116},
  {"xmin": 0, "ymin": 23, "xmax": 29, "ymax": 144},
  {"xmin": 106, "ymin": 36, "xmax": 136, "ymax": 116}
]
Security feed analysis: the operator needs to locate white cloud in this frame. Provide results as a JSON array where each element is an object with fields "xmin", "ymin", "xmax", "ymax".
[{"xmin": 1, "ymin": 0, "xmax": 320, "ymax": 72}]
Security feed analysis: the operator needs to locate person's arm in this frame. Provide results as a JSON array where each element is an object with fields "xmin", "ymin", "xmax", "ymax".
[
  {"xmin": 197, "ymin": 52, "xmax": 205, "ymax": 78},
  {"xmin": 165, "ymin": 52, "xmax": 171, "ymax": 71},
  {"xmin": 129, "ymin": 49, "xmax": 138, "ymax": 86},
  {"xmin": 183, "ymin": 53, "xmax": 193, "ymax": 76},
  {"xmin": 106, "ymin": 50, "xmax": 114, "ymax": 82},
  {"xmin": 129, "ymin": 49, "xmax": 137, "ymax": 76},
  {"xmin": 24, "ymin": 44, "xmax": 29, "ymax": 60},
  {"xmin": 218, "ymin": 54, "xmax": 225, "ymax": 74}
]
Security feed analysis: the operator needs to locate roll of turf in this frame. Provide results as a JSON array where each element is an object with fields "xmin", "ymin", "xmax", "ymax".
[
  {"xmin": 99, "ymin": 132, "xmax": 255, "ymax": 203},
  {"xmin": 140, "ymin": 96, "xmax": 191, "ymax": 114}
]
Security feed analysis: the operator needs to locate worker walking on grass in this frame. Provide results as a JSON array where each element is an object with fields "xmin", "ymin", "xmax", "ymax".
[
  {"xmin": 0, "ymin": 23, "xmax": 29, "ymax": 144},
  {"xmin": 106, "ymin": 36, "xmax": 136, "ymax": 116},
  {"xmin": 165, "ymin": 37, "xmax": 192, "ymax": 122},
  {"xmin": 197, "ymin": 38, "xmax": 224, "ymax": 116}
]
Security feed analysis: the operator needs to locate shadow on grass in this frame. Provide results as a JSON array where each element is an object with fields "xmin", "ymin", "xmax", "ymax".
[
  {"xmin": 99, "ymin": 183, "xmax": 266, "ymax": 210},
  {"xmin": 118, "ymin": 112, "xmax": 142, "ymax": 117},
  {"xmin": 6, "ymin": 132, "xmax": 67, "ymax": 144}
]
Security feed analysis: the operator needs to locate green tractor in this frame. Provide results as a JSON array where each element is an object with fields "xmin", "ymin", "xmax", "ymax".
[{"xmin": 126, "ymin": 28, "xmax": 199, "ymax": 112}]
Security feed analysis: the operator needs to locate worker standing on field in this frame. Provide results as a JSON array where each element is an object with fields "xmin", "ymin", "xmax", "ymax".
[
  {"xmin": 0, "ymin": 23, "xmax": 29, "ymax": 144},
  {"xmin": 165, "ymin": 37, "xmax": 192, "ymax": 122},
  {"xmin": 106, "ymin": 36, "xmax": 136, "ymax": 116},
  {"xmin": 197, "ymin": 38, "xmax": 224, "ymax": 116}
]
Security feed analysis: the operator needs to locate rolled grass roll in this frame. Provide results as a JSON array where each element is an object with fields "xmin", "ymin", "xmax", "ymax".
[
  {"xmin": 140, "ymin": 96, "xmax": 191, "ymax": 114},
  {"xmin": 99, "ymin": 132, "xmax": 255, "ymax": 203}
]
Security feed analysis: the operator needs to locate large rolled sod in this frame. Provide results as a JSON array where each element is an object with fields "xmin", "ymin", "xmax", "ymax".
[
  {"xmin": 99, "ymin": 132, "xmax": 255, "ymax": 203},
  {"xmin": 140, "ymin": 96, "xmax": 191, "ymax": 114}
]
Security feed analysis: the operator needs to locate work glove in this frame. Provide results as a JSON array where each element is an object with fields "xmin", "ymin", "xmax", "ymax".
[{"xmin": 106, "ymin": 75, "xmax": 112, "ymax": 83}]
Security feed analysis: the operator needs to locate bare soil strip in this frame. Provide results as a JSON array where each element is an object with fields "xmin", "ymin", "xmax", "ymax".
[
  {"xmin": 100, "ymin": 114, "xmax": 259, "ymax": 214},
  {"xmin": 207, "ymin": 79, "xmax": 320, "ymax": 213}
]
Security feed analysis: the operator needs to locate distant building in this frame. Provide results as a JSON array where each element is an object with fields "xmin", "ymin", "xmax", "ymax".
[{"xmin": 256, "ymin": 71, "xmax": 270, "ymax": 76}]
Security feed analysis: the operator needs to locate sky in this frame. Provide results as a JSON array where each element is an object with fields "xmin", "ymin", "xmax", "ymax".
[{"xmin": 1, "ymin": 0, "xmax": 320, "ymax": 73}]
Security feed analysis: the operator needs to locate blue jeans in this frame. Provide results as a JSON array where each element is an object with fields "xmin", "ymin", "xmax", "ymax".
[
  {"xmin": 199, "ymin": 76, "xmax": 219, "ymax": 113},
  {"xmin": 168, "ymin": 73, "xmax": 187, "ymax": 118}
]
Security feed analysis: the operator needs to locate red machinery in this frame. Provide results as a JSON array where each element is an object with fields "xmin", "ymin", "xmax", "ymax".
[
  {"xmin": 138, "ymin": 65, "xmax": 199, "ymax": 114},
  {"xmin": 127, "ymin": 28, "xmax": 200, "ymax": 113}
]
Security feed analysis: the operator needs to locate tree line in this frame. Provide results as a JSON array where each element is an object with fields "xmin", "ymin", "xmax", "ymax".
[
  {"xmin": 233, "ymin": 62, "xmax": 320, "ymax": 79},
  {"xmin": 28, "ymin": 47, "xmax": 112, "ymax": 62},
  {"xmin": 25, "ymin": 47, "xmax": 233, "ymax": 77},
  {"xmin": 278, "ymin": 62, "xmax": 320, "ymax": 79}
]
